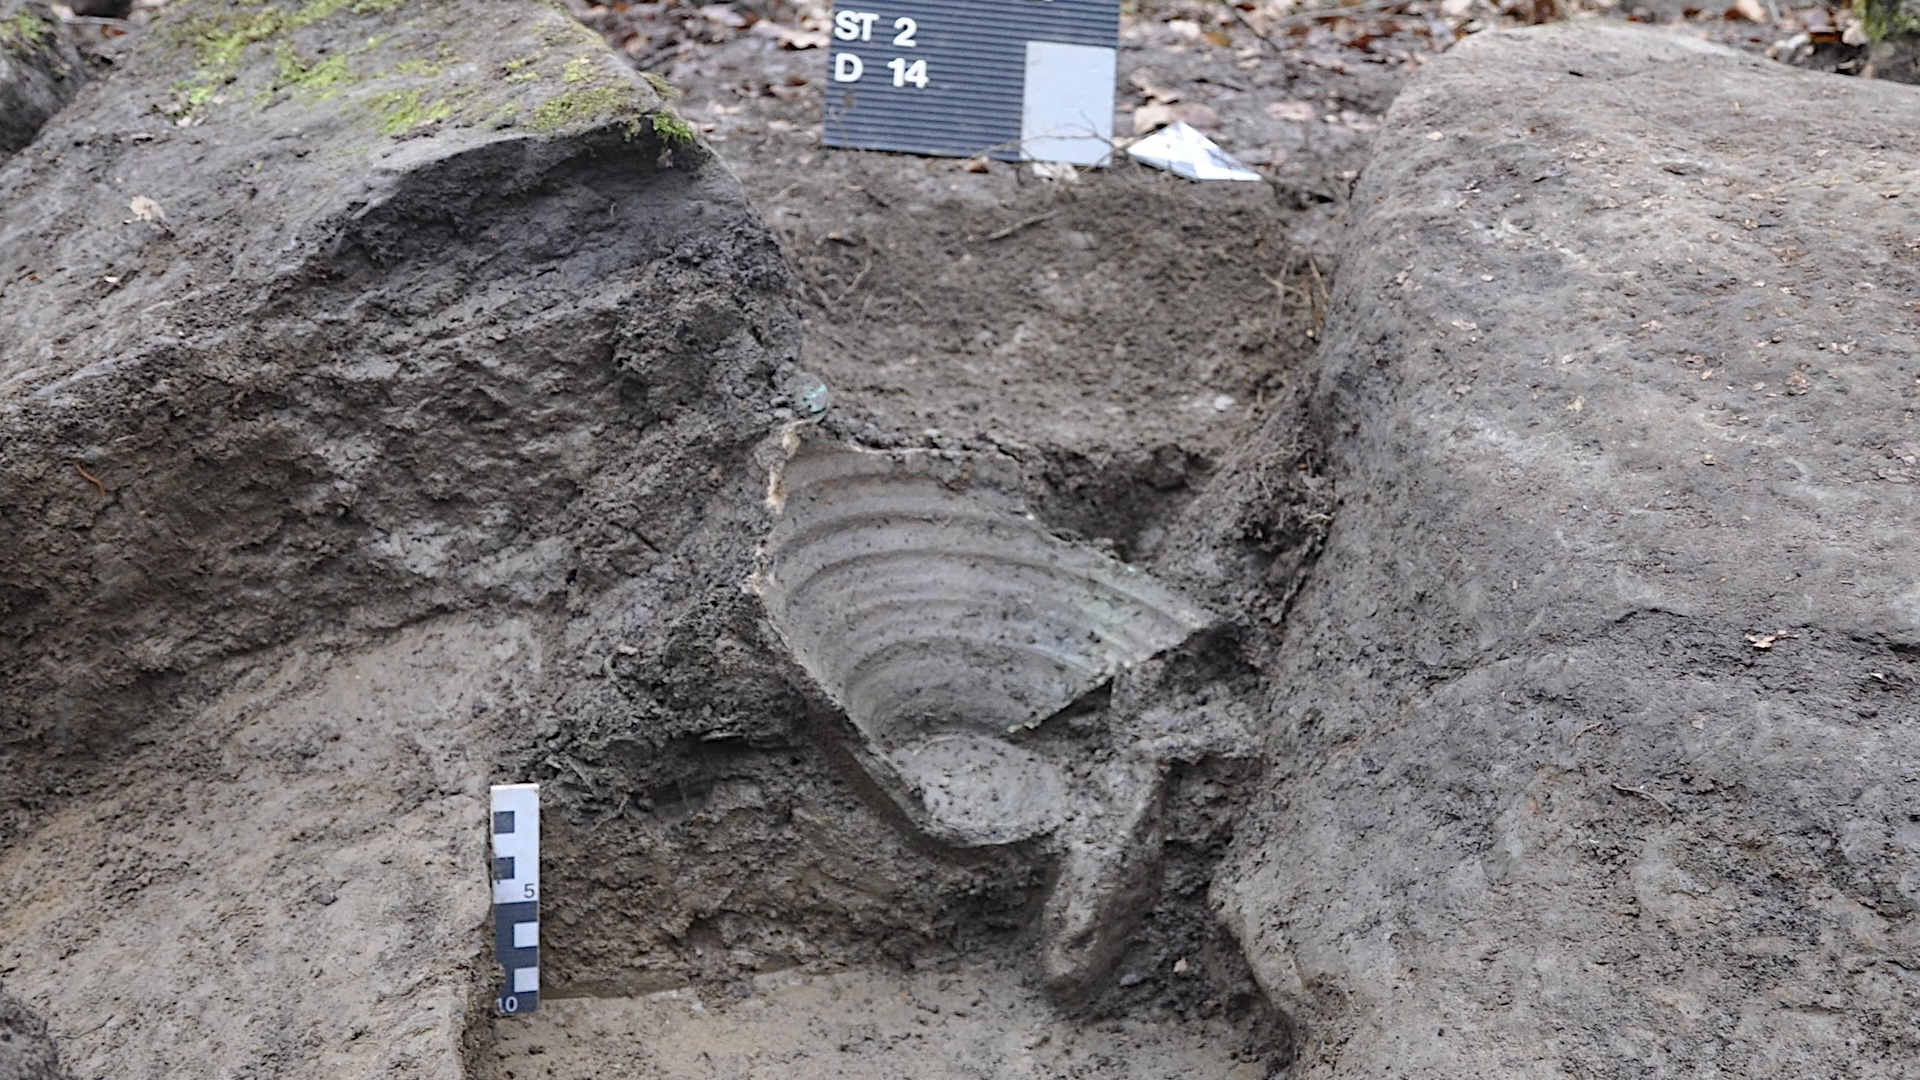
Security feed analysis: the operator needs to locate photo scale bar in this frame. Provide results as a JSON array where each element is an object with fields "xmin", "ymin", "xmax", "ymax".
[{"xmin": 490, "ymin": 783, "xmax": 539, "ymax": 1015}]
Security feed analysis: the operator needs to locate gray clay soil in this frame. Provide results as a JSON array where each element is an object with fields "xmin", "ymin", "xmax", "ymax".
[{"xmin": 3, "ymin": 2, "xmax": 1918, "ymax": 1079}]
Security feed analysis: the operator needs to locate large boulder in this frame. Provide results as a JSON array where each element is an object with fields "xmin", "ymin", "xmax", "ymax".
[
  {"xmin": 0, "ymin": 0, "xmax": 86, "ymax": 158},
  {"xmin": 1195, "ymin": 23, "xmax": 1920, "ymax": 1077},
  {"xmin": 0, "ymin": 0, "xmax": 804, "ymax": 1072}
]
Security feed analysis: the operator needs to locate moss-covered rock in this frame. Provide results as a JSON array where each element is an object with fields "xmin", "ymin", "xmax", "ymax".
[
  {"xmin": 0, "ymin": 0, "xmax": 85, "ymax": 158},
  {"xmin": 152, "ymin": 0, "xmax": 672, "ymax": 142},
  {"xmin": 1857, "ymin": 0, "xmax": 1920, "ymax": 41}
]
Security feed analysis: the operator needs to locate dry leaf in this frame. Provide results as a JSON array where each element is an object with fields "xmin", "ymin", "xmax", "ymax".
[
  {"xmin": 1030, "ymin": 161, "xmax": 1079, "ymax": 183},
  {"xmin": 1129, "ymin": 70, "xmax": 1180, "ymax": 103},
  {"xmin": 753, "ymin": 22, "xmax": 827, "ymax": 48},
  {"xmin": 129, "ymin": 195, "xmax": 172, "ymax": 235},
  {"xmin": 698, "ymin": 4, "xmax": 749, "ymax": 28},
  {"xmin": 1784, "ymin": 370, "xmax": 1811, "ymax": 395},
  {"xmin": 1173, "ymin": 103, "xmax": 1219, "ymax": 130},
  {"xmin": 1727, "ymin": 0, "xmax": 1766, "ymax": 22},
  {"xmin": 1133, "ymin": 103, "xmax": 1178, "ymax": 135},
  {"xmin": 1132, "ymin": 102, "xmax": 1218, "ymax": 135},
  {"xmin": 960, "ymin": 157, "xmax": 991, "ymax": 174},
  {"xmin": 1266, "ymin": 100, "xmax": 1316, "ymax": 123}
]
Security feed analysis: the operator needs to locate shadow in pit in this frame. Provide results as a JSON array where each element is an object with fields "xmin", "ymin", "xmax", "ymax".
[{"xmin": 464, "ymin": 433, "xmax": 1302, "ymax": 1077}]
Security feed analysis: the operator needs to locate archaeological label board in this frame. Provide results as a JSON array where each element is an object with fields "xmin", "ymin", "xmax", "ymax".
[{"xmin": 823, "ymin": 0, "xmax": 1119, "ymax": 165}]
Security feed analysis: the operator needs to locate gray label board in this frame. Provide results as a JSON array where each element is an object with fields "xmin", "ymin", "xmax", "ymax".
[{"xmin": 823, "ymin": 0, "xmax": 1119, "ymax": 164}]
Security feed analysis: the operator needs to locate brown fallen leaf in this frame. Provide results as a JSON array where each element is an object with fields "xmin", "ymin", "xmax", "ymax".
[
  {"xmin": 1784, "ymin": 370, "xmax": 1811, "ymax": 395},
  {"xmin": 960, "ymin": 157, "xmax": 991, "ymax": 173},
  {"xmin": 1266, "ymin": 100, "xmax": 1316, "ymax": 123},
  {"xmin": 1177, "ymin": 103, "xmax": 1221, "ymax": 130},
  {"xmin": 698, "ymin": 4, "xmax": 749, "ymax": 28},
  {"xmin": 1132, "ymin": 102, "xmax": 1219, "ymax": 135},
  {"xmin": 1133, "ymin": 103, "xmax": 1177, "ymax": 135},
  {"xmin": 129, "ymin": 195, "xmax": 172, "ymax": 235},
  {"xmin": 1745, "ymin": 630, "xmax": 1796, "ymax": 650},
  {"xmin": 1727, "ymin": 0, "xmax": 1767, "ymax": 22},
  {"xmin": 1128, "ymin": 70, "xmax": 1180, "ymax": 104}
]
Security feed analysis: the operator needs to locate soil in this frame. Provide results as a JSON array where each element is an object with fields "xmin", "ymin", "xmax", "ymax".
[
  {"xmin": 4, "ymin": 0, "xmax": 1918, "ymax": 1078},
  {"xmin": 482, "ymin": 962, "xmax": 1269, "ymax": 1080},
  {"xmin": 641, "ymin": 8, "xmax": 1402, "ymax": 558}
]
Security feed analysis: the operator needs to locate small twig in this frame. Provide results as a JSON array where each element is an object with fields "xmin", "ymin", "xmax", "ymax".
[
  {"xmin": 832, "ymin": 255, "xmax": 873, "ymax": 303},
  {"xmin": 1610, "ymin": 782, "xmax": 1672, "ymax": 814},
  {"xmin": 1305, "ymin": 255, "xmax": 1329, "ymax": 333},
  {"xmin": 74, "ymin": 461, "xmax": 107, "ymax": 496},
  {"xmin": 802, "ymin": 277, "xmax": 834, "ymax": 310},
  {"xmin": 1569, "ymin": 721, "xmax": 1605, "ymax": 747},
  {"xmin": 1225, "ymin": 2, "xmax": 1283, "ymax": 51},
  {"xmin": 1265, "ymin": 0, "xmax": 1419, "ymax": 30},
  {"xmin": 983, "ymin": 211, "xmax": 1057, "ymax": 242}
]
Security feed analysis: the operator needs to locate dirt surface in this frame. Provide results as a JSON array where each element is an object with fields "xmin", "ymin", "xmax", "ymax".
[
  {"xmin": 486, "ymin": 963, "xmax": 1268, "ymax": 1080},
  {"xmin": 649, "ymin": 4, "xmax": 1397, "ymax": 525},
  {"xmin": 1, "ymin": 617, "xmax": 529, "ymax": 1077},
  {"xmin": 5, "ymin": 0, "xmax": 1920, "ymax": 1076}
]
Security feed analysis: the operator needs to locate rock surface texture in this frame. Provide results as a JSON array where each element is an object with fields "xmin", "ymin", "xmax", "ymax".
[
  {"xmin": 0, "ymin": 0, "xmax": 85, "ymax": 159},
  {"xmin": 1199, "ymin": 23, "xmax": 1920, "ymax": 1078},
  {"xmin": 8, "ymin": 5, "xmax": 1920, "ymax": 1077},
  {"xmin": 0, "ymin": 985, "xmax": 68, "ymax": 1080},
  {"xmin": 0, "ymin": 0, "xmax": 802, "ymax": 1073}
]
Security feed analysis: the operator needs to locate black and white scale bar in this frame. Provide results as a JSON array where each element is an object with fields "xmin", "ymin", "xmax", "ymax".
[
  {"xmin": 823, "ymin": 0, "xmax": 1119, "ymax": 164},
  {"xmin": 491, "ymin": 783, "xmax": 539, "ymax": 1016}
]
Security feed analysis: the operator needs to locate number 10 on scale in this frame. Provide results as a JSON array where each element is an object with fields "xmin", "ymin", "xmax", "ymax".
[{"xmin": 832, "ymin": 9, "xmax": 929, "ymax": 88}]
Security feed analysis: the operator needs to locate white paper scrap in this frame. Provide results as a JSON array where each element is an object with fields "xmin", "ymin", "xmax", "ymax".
[{"xmin": 1126, "ymin": 122, "xmax": 1263, "ymax": 182}]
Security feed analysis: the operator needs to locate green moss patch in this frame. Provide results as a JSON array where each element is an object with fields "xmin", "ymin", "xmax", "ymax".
[
  {"xmin": 370, "ymin": 87, "xmax": 455, "ymax": 134},
  {"xmin": 1857, "ymin": 0, "xmax": 1920, "ymax": 41},
  {"xmin": 153, "ymin": 0, "xmax": 667, "ymax": 143},
  {"xmin": 651, "ymin": 109, "xmax": 694, "ymax": 146},
  {"xmin": 1, "ymin": 8, "xmax": 52, "ymax": 52},
  {"xmin": 528, "ymin": 85, "xmax": 631, "ymax": 132}
]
